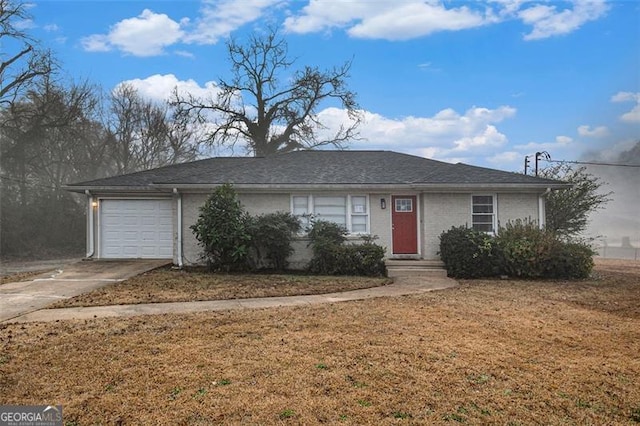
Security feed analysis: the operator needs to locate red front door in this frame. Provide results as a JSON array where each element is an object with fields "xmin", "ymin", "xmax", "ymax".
[{"xmin": 392, "ymin": 195, "xmax": 418, "ymax": 254}]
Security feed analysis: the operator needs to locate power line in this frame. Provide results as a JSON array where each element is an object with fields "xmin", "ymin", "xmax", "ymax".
[{"xmin": 545, "ymin": 159, "xmax": 640, "ymax": 168}]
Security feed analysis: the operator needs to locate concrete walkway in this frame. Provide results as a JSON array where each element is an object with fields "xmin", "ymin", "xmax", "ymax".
[
  {"xmin": 5, "ymin": 275, "xmax": 457, "ymax": 323},
  {"xmin": 0, "ymin": 259, "xmax": 171, "ymax": 322}
]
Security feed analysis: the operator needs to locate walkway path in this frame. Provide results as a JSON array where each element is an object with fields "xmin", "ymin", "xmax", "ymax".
[
  {"xmin": 5, "ymin": 275, "xmax": 457, "ymax": 323},
  {"xmin": 0, "ymin": 259, "xmax": 170, "ymax": 322}
]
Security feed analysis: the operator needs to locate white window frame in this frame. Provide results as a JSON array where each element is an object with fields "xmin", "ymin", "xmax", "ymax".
[
  {"xmin": 291, "ymin": 194, "xmax": 370, "ymax": 235},
  {"xmin": 471, "ymin": 194, "xmax": 497, "ymax": 233}
]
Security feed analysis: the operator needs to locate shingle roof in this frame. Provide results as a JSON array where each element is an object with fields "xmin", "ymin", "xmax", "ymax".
[{"xmin": 65, "ymin": 150, "xmax": 566, "ymax": 190}]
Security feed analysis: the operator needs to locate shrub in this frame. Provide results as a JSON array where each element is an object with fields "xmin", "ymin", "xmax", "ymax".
[
  {"xmin": 438, "ymin": 226, "xmax": 498, "ymax": 278},
  {"xmin": 494, "ymin": 219, "xmax": 558, "ymax": 278},
  {"xmin": 247, "ymin": 212, "xmax": 301, "ymax": 271},
  {"xmin": 544, "ymin": 241, "xmax": 595, "ymax": 279},
  {"xmin": 495, "ymin": 220, "xmax": 595, "ymax": 279},
  {"xmin": 307, "ymin": 220, "xmax": 386, "ymax": 276},
  {"xmin": 439, "ymin": 220, "xmax": 595, "ymax": 280},
  {"xmin": 191, "ymin": 184, "xmax": 251, "ymax": 271},
  {"xmin": 306, "ymin": 221, "xmax": 348, "ymax": 275}
]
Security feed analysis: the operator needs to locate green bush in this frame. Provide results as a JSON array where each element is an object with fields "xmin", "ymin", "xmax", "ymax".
[
  {"xmin": 306, "ymin": 221, "xmax": 348, "ymax": 275},
  {"xmin": 494, "ymin": 219, "xmax": 557, "ymax": 278},
  {"xmin": 438, "ymin": 226, "xmax": 498, "ymax": 278},
  {"xmin": 307, "ymin": 220, "xmax": 386, "ymax": 276},
  {"xmin": 544, "ymin": 241, "xmax": 595, "ymax": 279},
  {"xmin": 247, "ymin": 212, "xmax": 300, "ymax": 271},
  {"xmin": 191, "ymin": 184, "xmax": 251, "ymax": 272},
  {"xmin": 439, "ymin": 221, "xmax": 595, "ymax": 279}
]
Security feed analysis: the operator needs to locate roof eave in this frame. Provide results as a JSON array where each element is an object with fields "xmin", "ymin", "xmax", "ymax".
[
  {"xmin": 65, "ymin": 181, "xmax": 570, "ymax": 193},
  {"xmin": 63, "ymin": 185, "xmax": 173, "ymax": 194}
]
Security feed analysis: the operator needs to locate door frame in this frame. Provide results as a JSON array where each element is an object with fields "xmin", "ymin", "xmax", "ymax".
[{"xmin": 390, "ymin": 194, "xmax": 421, "ymax": 257}]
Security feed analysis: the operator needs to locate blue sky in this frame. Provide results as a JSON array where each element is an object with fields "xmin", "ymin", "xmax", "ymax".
[{"xmin": 25, "ymin": 0, "xmax": 640, "ymax": 172}]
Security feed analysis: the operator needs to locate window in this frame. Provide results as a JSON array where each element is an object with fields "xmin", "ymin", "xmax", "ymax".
[
  {"xmin": 351, "ymin": 196, "xmax": 368, "ymax": 233},
  {"xmin": 472, "ymin": 195, "xmax": 495, "ymax": 232},
  {"xmin": 291, "ymin": 195, "xmax": 369, "ymax": 234},
  {"xmin": 292, "ymin": 196, "xmax": 310, "ymax": 228},
  {"xmin": 394, "ymin": 198, "xmax": 413, "ymax": 212}
]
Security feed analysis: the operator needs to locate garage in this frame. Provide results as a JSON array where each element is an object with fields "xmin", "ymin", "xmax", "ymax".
[{"xmin": 99, "ymin": 199, "xmax": 173, "ymax": 259}]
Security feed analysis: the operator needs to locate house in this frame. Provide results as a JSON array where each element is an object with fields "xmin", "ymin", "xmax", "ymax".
[{"xmin": 64, "ymin": 150, "xmax": 567, "ymax": 269}]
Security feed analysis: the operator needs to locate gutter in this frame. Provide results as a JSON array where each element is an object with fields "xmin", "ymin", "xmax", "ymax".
[
  {"xmin": 147, "ymin": 182, "xmax": 571, "ymax": 192},
  {"xmin": 538, "ymin": 187, "xmax": 552, "ymax": 229},
  {"xmin": 85, "ymin": 190, "xmax": 95, "ymax": 258},
  {"xmin": 174, "ymin": 188, "xmax": 184, "ymax": 268}
]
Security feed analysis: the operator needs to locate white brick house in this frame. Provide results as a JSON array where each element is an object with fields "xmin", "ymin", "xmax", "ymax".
[{"xmin": 65, "ymin": 151, "xmax": 568, "ymax": 268}]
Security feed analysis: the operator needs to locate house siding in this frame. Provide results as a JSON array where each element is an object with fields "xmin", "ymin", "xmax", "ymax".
[
  {"xmin": 180, "ymin": 190, "xmax": 544, "ymax": 267},
  {"xmin": 181, "ymin": 191, "xmax": 394, "ymax": 269},
  {"xmin": 496, "ymin": 193, "xmax": 540, "ymax": 227},
  {"xmin": 420, "ymin": 192, "xmax": 543, "ymax": 259},
  {"xmin": 422, "ymin": 193, "xmax": 470, "ymax": 259}
]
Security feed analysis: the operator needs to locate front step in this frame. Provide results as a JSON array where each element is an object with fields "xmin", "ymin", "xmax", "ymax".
[{"xmin": 385, "ymin": 259, "xmax": 448, "ymax": 278}]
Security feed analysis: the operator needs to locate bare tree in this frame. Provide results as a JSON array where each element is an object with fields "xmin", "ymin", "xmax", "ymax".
[
  {"xmin": 171, "ymin": 29, "xmax": 361, "ymax": 156},
  {"xmin": 106, "ymin": 83, "xmax": 200, "ymax": 174},
  {"xmin": 0, "ymin": 0, "xmax": 54, "ymax": 106}
]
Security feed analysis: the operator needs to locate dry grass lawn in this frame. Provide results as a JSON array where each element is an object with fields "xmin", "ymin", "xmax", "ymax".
[
  {"xmin": 50, "ymin": 267, "xmax": 392, "ymax": 308},
  {"xmin": 0, "ymin": 270, "xmax": 49, "ymax": 285},
  {"xmin": 1, "ymin": 259, "xmax": 639, "ymax": 425}
]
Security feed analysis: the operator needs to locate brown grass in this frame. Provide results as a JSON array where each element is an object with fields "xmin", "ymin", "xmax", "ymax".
[
  {"xmin": 50, "ymin": 267, "xmax": 392, "ymax": 308},
  {"xmin": 1, "ymin": 259, "xmax": 639, "ymax": 425},
  {"xmin": 0, "ymin": 270, "xmax": 50, "ymax": 285}
]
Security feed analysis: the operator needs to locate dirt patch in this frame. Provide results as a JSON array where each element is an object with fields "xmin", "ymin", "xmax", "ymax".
[
  {"xmin": 1, "ymin": 261, "xmax": 638, "ymax": 424},
  {"xmin": 0, "ymin": 270, "xmax": 51, "ymax": 285},
  {"xmin": 50, "ymin": 267, "xmax": 392, "ymax": 308}
]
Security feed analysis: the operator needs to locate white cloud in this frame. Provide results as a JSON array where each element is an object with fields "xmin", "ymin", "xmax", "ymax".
[
  {"xmin": 487, "ymin": 150, "xmax": 521, "ymax": 164},
  {"xmin": 519, "ymin": 0, "xmax": 609, "ymax": 41},
  {"xmin": 285, "ymin": 0, "xmax": 609, "ymax": 41},
  {"xmin": 81, "ymin": 34, "xmax": 111, "ymax": 52},
  {"xmin": 577, "ymin": 125, "xmax": 608, "ymax": 137},
  {"xmin": 118, "ymin": 74, "xmax": 220, "ymax": 102},
  {"xmin": 314, "ymin": 105, "xmax": 516, "ymax": 162},
  {"xmin": 556, "ymin": 135, "xmax": 573, "ymax": 144},
  {"xmin": 347, "ymin": 3, "xmax": 489, "ymax": 40},
  {"xmin": 81, "ymin": 9, "xmax": 184, "ymax": 56},
  {"xmin": 284, "ymin": 1, "xmax": 492, "ymax": 40},
  {"xmin": 81, "ymin": 1, "xmax": 283, "ymax": 56},
  {"xmin": 611, "ymin": 91, "xmax": 640, "ymax": 123},
  {"xmin": 184, "ymin": 0, "xmax": 284, "ymax": 44}
]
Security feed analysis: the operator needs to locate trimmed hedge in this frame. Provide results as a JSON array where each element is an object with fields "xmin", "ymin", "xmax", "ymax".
[
  {"xmin": 307, "ymin": 220, "xmax": 386, "ymax": 277},
  {"xmin": 438, "ymin": 226, "xmax": 498, "ymax": 278},
  {"xmin": 439, "ymin": 220, "xmax": 594, "ymax": 279}
]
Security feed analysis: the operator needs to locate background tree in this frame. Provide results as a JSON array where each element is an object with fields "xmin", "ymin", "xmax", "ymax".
[
  {"xmin": 0, "ymin": 77, "xmax": 104, "ymax": 255},
  {"xmin": 172, "ymin": 29, "xmax": 361, "ymax": 156},
  {"xmin": 0, "ymin": 0, "xmax": 53, "ymax": 106},
  {"xmin": 539, "ymin": 162, "xmax": 612, "ymax": 238},
  {"xmin": 106, "ymin": 83, "xmax": 200, "ymax": 174}
]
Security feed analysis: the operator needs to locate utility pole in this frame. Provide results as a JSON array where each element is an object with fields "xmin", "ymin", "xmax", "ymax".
[
  {"xmin": 524, "ymin": 155, "xmax": 532, "ymax": 175},
  {"xmin": 535, "ymin": 151, "xmax": 550, "ymax": 176}
]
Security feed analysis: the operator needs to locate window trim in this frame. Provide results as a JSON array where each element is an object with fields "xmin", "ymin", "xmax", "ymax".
[
  {"xmin": 471, "ymin": 194, "xmax": 497, "ymax": 233},
  {"xmin": 291, "ymin": 194, "xmax": 370, "ymax": 235}
]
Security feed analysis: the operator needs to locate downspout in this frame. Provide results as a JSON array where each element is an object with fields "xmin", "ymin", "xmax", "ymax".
[
  {"xmin": 85, "ymin": 190, "xmax": 95, "ymax": 258},
  {"xmin": 538, "ymin": 187, "xmax": 551, "ymax": 229},
  {"xmin": 174, "ymin": 188, "xmax": 184, "ymax": 268}
]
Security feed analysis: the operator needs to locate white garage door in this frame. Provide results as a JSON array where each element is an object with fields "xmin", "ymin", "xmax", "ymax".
[{"xmin": 100, "ymin": 199, "xmax": 173, "ymax": 259}]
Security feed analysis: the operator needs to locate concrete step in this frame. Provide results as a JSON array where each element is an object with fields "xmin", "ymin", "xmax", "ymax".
[
  {"xmin": 387, "ymin": 268, "xmax": 448, "ymax": 278},
  {"xmin": 385, "ymin": 259, "xmax": 445, "ymax": 268},
  {"xmin": 385, "ymin": 259, "xmax": 448, "ymax": 278}
]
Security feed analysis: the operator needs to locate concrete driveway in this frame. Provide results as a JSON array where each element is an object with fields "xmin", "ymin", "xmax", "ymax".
[{"xmin": 0, "ymin": 259, "xmax": 170, "ymax": 322}]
